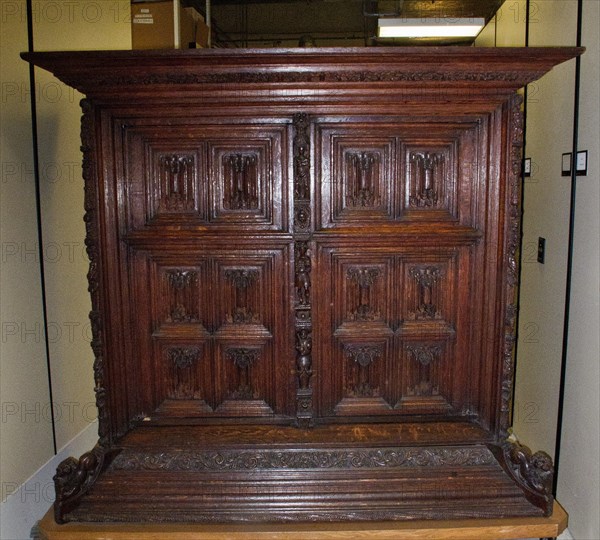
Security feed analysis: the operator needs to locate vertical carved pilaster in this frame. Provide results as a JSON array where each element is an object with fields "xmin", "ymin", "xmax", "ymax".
[
  {"xmin": 222, "ymin": 153, "xmax": 258, "ymax": 210},
  {"xmin": 409, "ymin": 152, "xmax": 444, "ymax": 208},
  {"xmin": 81, "ymin": 99, "xmax": 110, "ymax": 448},
  {"xmin": 225, "ymin": 269, "xmax": 259, "ymax": 324},
  {"xmin": 293, "ymin": 112, "xmax": 310, "ymax": 201},
  {"xmin": 293, "ymin": 113, "xmax": 313, "ymax": 426},
  {"xmin": 408, "ymin": 266, "xmax": 442, "ymax": 320},
  {"xmin": 500, "ymin": 94, "xmax": 525, "ymax": 440}
]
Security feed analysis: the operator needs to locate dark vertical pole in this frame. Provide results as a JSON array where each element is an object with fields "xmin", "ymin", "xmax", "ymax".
[
  {"xmin": 26, "ymin": 0, "xmax": 58, "ymax": 454},
  {"xmin": 553, "ymin": 0, "xmax": 583, "ymax": 496},
  {"xmin": 511, "ymin": 0, "xmax": 530, "ymax": 430}
]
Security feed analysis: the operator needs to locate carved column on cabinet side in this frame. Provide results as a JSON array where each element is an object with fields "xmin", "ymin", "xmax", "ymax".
[
  {"xmin": 500, "ymin": 94, "xmax": 524, "ymax": 441},
  {"xmin": 293, "ymin": 112, "xmax": 313, "ymax": 426},
  {"xmin": 53, "ymin": 98, "xmax": 111, "ymax": 524}
]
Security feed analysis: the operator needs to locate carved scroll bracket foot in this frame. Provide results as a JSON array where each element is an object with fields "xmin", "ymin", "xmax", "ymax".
[
  {"xmin": 53, "ymin": 444, "xmax": 119, "ymax": 523},
  {"xmin": 489, "ymin": 440, "xmax": 554, "ymax": 517}
]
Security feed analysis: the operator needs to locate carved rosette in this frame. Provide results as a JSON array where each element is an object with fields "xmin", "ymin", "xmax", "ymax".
[{"xmin": 500, "ymin": 94, "xmax": 525, "ymax": 439}]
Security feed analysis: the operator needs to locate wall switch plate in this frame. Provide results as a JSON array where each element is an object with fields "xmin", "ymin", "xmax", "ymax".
[
  {"xmin": 576, "ymin": 150, "xmax": 588, "ymax": 175},
  {"xmin": 537, "ymin": 237, "xmax": 546, "ymax": 264},
  {"xmin": 562, "ymin": 153, "xmax": 572, "ymax": 176}
]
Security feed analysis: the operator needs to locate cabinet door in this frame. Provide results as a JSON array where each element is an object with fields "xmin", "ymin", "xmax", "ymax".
[
  {"xmin": 107, "ymin": 115, "xmax": 295, "ymax": 425},
  {"xmin": 312, "ymin": 117, "xmax": 485, "ymax": 420}
]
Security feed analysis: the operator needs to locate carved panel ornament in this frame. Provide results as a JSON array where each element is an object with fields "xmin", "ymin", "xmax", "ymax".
[
  {"xmin": 222, "ymin": 153, "xmax": 259, "ymax": 210},
  {"xmin": 224, "ymin": 269, "xmax": 260, "ymax": 324},
  {"xmin": 405, "ymin": 344, "xmax": 442, "ymax": 366},
  {"xmin": 344, "ymin": 344, "xmax": 383, "ymax": 398},
  {"xmin": 345, "ymin": 152, "xmax": 380, "ymax": 208},
  {"xmin": 226, "ymin": 348, "xmax": 260, "ymax": 400},
  {"xmin": 408, "ymin": 266, "xmax": 443, "ymax": 320},
  {"xmin": 409, "ymin": 152, "xmax": 444, "ymax": 208},
  {"xmin": 346, "ymin": 267, "xmax": 381, "ymax": 321},
  {"xmin": 164, "ymin": 269, "xmax": 199, "ymax": 323},
  {"xmin": 158, "ymin": 154, "xmax": 195, "ymax": 212},
  {"xmin": 168, "ymin": 347, "xmax": 200, "ymax": 369},
  {"xmin": 110, "ymin": 445, "xmax": 496, "ymax": 472}
]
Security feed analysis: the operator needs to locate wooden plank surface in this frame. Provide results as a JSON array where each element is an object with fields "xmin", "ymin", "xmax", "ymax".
[{"xmin": 38, "ymin": 501, "xmax": 567, "ymax": 540}]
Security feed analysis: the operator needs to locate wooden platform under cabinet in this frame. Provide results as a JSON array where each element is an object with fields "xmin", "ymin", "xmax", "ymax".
[
  {"xmin": 37, "ymin": 502, "xmax": 568, "ymax": 539},
  {"xmin": 22, "ymin": 47, "xmax": 583, "ymax": 525}
]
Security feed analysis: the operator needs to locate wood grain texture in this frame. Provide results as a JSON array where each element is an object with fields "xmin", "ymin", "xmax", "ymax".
[
  {"xmin": 21, "ymin": 47, "xmax": 583, "ymax": 524},
  {"xmin": 37, "ymin": 502, "xmax": 568, "ymax": 540}
]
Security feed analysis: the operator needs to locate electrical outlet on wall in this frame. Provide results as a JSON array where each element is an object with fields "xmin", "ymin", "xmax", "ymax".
[{"xmin": 537, "ymin": 237, "xmax": 546, "ymax": 264}]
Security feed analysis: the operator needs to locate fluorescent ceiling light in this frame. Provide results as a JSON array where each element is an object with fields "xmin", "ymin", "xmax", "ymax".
[{"xmin": 378, "ymin": 18, "xmax": 485, "ymax": 38}]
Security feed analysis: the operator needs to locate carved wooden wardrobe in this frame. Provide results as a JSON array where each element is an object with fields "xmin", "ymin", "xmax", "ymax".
[{"xmin": 23, "ymin": 47, "xmax": 581, "ymax": 524}]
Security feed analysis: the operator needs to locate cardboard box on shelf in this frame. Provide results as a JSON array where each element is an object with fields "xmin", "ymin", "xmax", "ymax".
[{"xmin": 131, "ymin": 1, "xmax": 202, "ymax": 50}]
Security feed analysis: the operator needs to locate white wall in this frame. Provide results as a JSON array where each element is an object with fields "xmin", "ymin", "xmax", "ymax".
[
  {"xmin": 477, "ymin": 1, "xmax": 600, "ymax": 538},
  {"xmin": 556, "ymin": 2, "xmax": 600, "ymax": 538},
  {"xmin": 0, "ymin": 2, "xmax": 130, "ymax": 538}
]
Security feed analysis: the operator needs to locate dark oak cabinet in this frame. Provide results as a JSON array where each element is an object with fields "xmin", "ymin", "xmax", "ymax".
[{"xmin": 23, "ymin": 47, "xmax": 581, "ymax": 524}]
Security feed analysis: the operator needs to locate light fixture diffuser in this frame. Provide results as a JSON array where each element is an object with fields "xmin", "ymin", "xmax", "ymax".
[{"xmin": 378, "ymin": 18, "xmax": 485, "ymax": 38}]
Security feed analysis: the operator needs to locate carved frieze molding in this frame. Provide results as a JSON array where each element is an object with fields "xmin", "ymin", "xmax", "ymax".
[
  {"xmin": 73, "ymin": 69, "xmax": 547, "ymax": 89},
  {"xmin": 111, "ymin": 445, "xmax": 496, "ymax": 472}
]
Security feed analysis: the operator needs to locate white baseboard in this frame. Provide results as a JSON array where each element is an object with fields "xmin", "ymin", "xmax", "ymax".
[{"xmin": 0, "ymin": 421, "xmax": 98, "ymax": 540}]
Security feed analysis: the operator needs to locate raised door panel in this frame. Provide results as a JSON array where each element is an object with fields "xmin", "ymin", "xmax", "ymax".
[
  {"xmin": 314, "ymin": 245, "xmax": 473, "ymax": 419},
  {"xmin": 116, "ymin": 119, "xmax": 288, "ymax": 233},
  {"xmin": 128, "ymin": 247, "xmax": 293, "ymax": 420},
  {"xmin": 315, "ymin": 119, "xmax": 480, "ymax": 229}
]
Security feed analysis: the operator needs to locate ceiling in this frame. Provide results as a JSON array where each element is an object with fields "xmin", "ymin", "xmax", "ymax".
[{"xmin": 186, "ymin": 0, "xmax": 504, "ymax": 47}]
